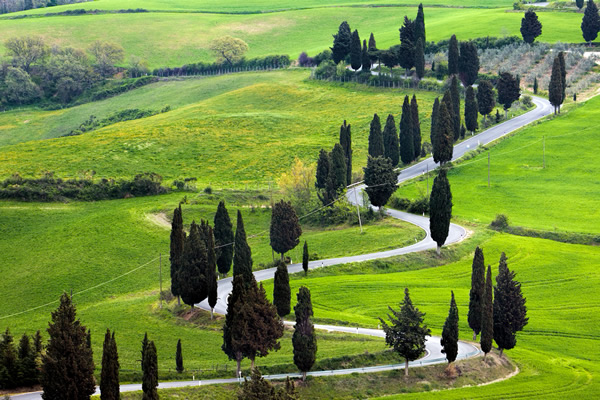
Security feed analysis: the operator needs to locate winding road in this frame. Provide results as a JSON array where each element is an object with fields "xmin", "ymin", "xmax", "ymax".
[{"xmin": 11, "ymin": 96, "xmax": 552, "ymax": 399}]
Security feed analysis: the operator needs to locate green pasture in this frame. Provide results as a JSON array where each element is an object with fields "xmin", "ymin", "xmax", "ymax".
[
  {"xmin": 394, "ymin": 97, "xmax": 600, "ymax": 234},
  {"xmin": 0, "ymin": 70, "xmax": 439, "ymax": 184},
  {"xmin": 0, "ymin": 7, "xmax": 588, "ymax": 68}
]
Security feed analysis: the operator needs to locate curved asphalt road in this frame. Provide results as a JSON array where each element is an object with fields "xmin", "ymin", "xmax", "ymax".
[{"xmin": 11, "ymin": 96, "xmax": 552, "ymax": 399}]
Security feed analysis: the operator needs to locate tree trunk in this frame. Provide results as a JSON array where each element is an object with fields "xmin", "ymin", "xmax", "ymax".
[
  {"xmin": 250, "ymin": 357, "xmax": 255, "ymax": 370},
  {"xmin": 436, "ymin": 245, "xmax": 441, "ymax": 256},
  {"xmin": 236, "ymin": 357, "xmax": 242, "ymax": 378},
  {"xmin": 499, "ymin": 348, "xmax": 504, "ymax": 358},
  {"xmin": 473, "ymin": 330, "xmax": 477, "ymax": 341},
  {"xmin": 302, "ymin": 371, "xmax": 307, "ymax": 381},
  {"xmin": 210, "ymin": 308, "xmax": 214, "ymax": 320},
  {"xmin": 177, "ymin": 295, "xmax": 181, "ymax": 306},
  {"xmin": 504, "ymin": 109, "xmax": 508, "ymax": 120},
  {"xmin": 280, "ymin": 252, "xmax": 284, "ymax": 261},
  {"xmin": 404, "ymin": 360, "xmax": 409, "ymax": 377}
]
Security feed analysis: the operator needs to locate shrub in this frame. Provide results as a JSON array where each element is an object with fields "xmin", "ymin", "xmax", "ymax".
[
  {"xmin": 204, "ymin": 186, "xmax": 213, "ymax": 194},
  {"xmin": 521, "ymin": 95, "xmax": 533, "ymax": 108},
  {"xmin": 490, "ymin": 214, "xmax": 509, "ymax": 230},
  {"xmin": 298, "ymin": 52, "xmax": 315, "ymax": 67}
]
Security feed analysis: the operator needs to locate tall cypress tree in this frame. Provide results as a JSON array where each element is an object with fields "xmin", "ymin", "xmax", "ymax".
[
  {"xmin": 142, "ymin": 341, "xmax": 158, "ymax": 400},
  {"xmin": 368, "ymin": 113, "xmax": 384, "ymax": 158},
  {"xmin": 440, "ymin": 291, "xmax": 459, "ymax": 364},
  {"xmin": 0, "ymin": 328, "xmax": 18, "ymax": 389},
  {"xmin": 330, "ymin": 143, "xmax": 347, "ymax": 192},
  {"xmin": 411, "ymin": 95, "xmax": 421, "ymax": 160},
  {"xmin": 214, "ymin": 200, "xmax": 234, "ymax": 277},
  {"xmin": 464, "ymin": 86, "xmax": 478, "ymax": 135},
  {"xmin": 363, "ymin": 156, "xmax": 399, "ymax": 208},
  {"xmin": 400, "ymin": 96, "xmax": 414, "ymax": 164},
  {"xmin": 179, "ymin": 221, "xmax": 209, "ymax": 307},
  {"xmin": 170, "ymin": 205, "xmax": 185, "ymax": 302},
  {"xmin": 141, "ymin": 333, "xmax": 148, "ymax": 372},
  {"xmin": 398, "ymin": 17, "xmax": 415, "ymax": 74},
  {"xmin": 273, "ymin": 260, "xmax": 291, "ymax": 317},
  {"xmin": 302, "ymin": 240, "xmax": 309, "ymax": 276},
  {"xmin": 100, "ymin": 329, "xmax": 119, "ymax": 400},
  {"xmin": 497, "ymin": 72, "xmax": 521, "ymax": 118},
  {"xmin": 581, "ymin": 0, "xmax": 600, "ymax": 44},
  {"xmin": 270, "ymin": 200, "xmax": 302, "ymax": 260},
  {"xmin": 433, "ymin": 100, "xmax": 454, "ymax": 165},
  {"xmin": 293, "ymin": 286, "xmax": 317, "ymax": 381},
  {"xmin": 17, "ymin": 333, "xmax": 38, "ymax": 387},
  {"xmin": 362, "ymin": 40, "xmax": 370, "ymax": 72},
  {"xmin": 429, "ymin": 168, "xmax": 452, "ymax": 255},
  {"xmin": 468, "ymin": 246, "xmax": 485, "ymax": 340},
  {"xmin": 233, "ymin": 210, "xmax": 253, "ymax": 283},
  {"xmin": 450, "ymin": 75, "xmax": 461, "ymax": 141},
  {"xmin": 368, "ymin": 32, "xmax": 378, "ymax": 67},
  {"xmin": 458, "ymin": 41, "xmax": 479, "ymax": 86},
  {"xmin": 477, "ymin": 80, "xmax": 496, "ymax": 123},
  {"xmin": 41, "ymin": 293, "xmax": 96, "ymax": 400},
  {"xmin": 339, "ymin": 120, "xmax": 352, "ymax": 185},
  {"xmin": 520, "ymin": 9, "xmax": 542, "ymax": 44},
  {"xmin": 383, "ymin": 114, "xmax": 400, "ymax": 166},
  {"xmin": 331, "ymin": 21, "xmax": 352, "ymax": 64},
  {"xmin": 415, "ymin": 37, "xmax": 425, "ymax": 80},
  {"xmin": 480, "ymin": 265, "xmax": 494, "ymax": 358},
  {"xmin": 176, "ymin": 339, "xmax": 183, "ymax": 373},
  {"xmin": 350, "ymin": 29, "xmax": 362, "ymax": 71},
  {"xmin": 558, "ymin": 51, "xmax": 567, "ymax": 103},
  {"xmin": 222, "ymin": 275, "xmax": 248, "ymax": 377},
  {"xmin": 549, "ymin": 56, "xmax": 563, "ymax": 114},
  {"xmin": 430, "ymin": 97, "xmax": 440, "ymax": 147},
  {"xmin": 415, "ymin": 3, "xmax": 426, "ymax": 44},
  {"xmin": 448, "ymin": 34, "xmax": 459, "ymax": 76},
  {"xmin": 533, "ymin": 76, "xmax": 538, "ymax": 94},
  {"xmin": 493, "ymin": 253, "xmax": 529, "ymax": 357}
]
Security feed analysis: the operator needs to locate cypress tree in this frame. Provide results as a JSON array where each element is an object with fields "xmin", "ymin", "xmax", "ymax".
[
  {"xmin": 549, "ymin": 56, "xmax": 563, "ymax": 114},
  {"xmin": 398, "ymin": 16, "xmax": 415, "ymax": 74},
  {"xmin": 533, "ymin": 76, "xmax": 538, "ymax": 94},
  {"xmin": 41, "ymin": 293, "xmax": 95, "ymax": 400},
  {"xmin": 302, "ymin": 240, "xmax": 309, "ymax": 276},
  {"xmin": 33, "ymin": 330, "xmax": 43, "ymax": 356},
  {"xmin": 458, "ymin": 41, "xmax": 479, "ymax": 86},
  {"xmin": 415, "ymin": 37, "xmax": 425, "ymax": 80},
  {"xmin": 331, "ymin": 21, "xmax": 352, "ymax": 64},
  {"xmin": 440, "ymin": 291, "xmax": 459, "ymax": 364},
  {"xmin": 142, "ymin": 341, "xmax": 158, "ymax": 400},
  {"xmin": 400, "ymin": 96, "xmax": 414, "ymax": 164},
  {"xmin": 179, "ymin": 221, "xmax": 209, "ymax": 307},
  {"xmin": 339, "ymin": 120, "xmax": 352, "ymax": 185},
  {"xmin": 176, "ymin": 339, "xmax": 183, "ymax": 373},
  {"xmin": 293, "ymin": 286, "xmax": 317, "ymax": 381},
  {"xmin": 330, "ymin": 143, "xmax": 347, "ymax": 191},
  {"xmin": 222, "ymin": 275, "xmax": 248, "ymax": 377},
  {"xmin": 497, "ymin": 72, "xmax": 521, "ymax": 118},
  {"xmin": 170, "ymin": 205, "xmax": 185, "ymax": 302},
  {"xmin": 480, "ymin": 265, "xmax": 494, "ymax": 358},
  {"xmin": 0, "ymin": 328, "xmax": 18, "ymax": 389},
  {"xmin": 368, "ymin": 113, "xmax": 384, "ymax": 158},
  {"xmin": 448, "ymin": 34, "xmax": 459, "ymax": 76},
  {"xmin": 315, "ymin": 149, "xmax": 331, "ymax": 191},
  {"xmin": 411, "ymin": 95, "xmax": 422, "ymax": 160},
  {"xmin": 350, "ymin": 29, "xmax": 362, "ymax": 71},
  {"xmin": 495, "ymin": 109, "xmax": 501, "ymax": 123},
  {"xmin": 233, "ymin": 211, "xmax": 253, "ymax": 282},
  {"xmin": 100, "ymin": 329, "xmax": 119, "ymax": 400},
  {"xmin": 364, "ymin": 156, "xmax": 399, "ymax": 208},
  {"xmin": 368, "ymin": 32, "xmax": 378, "ymax": 67},
  {"xmin": 361, "ymin": 39, "xmax": 370, "ymax": 72},
  {"xmin": 429, "ymin": 168, "xmax": 452, "ymax": 255},
  {"xmin": 493, "ymin": 253, "xmax": 529, "ymax": 357},
  {"xmin": 270, "ymin": 200, "xmax": 302, "ymax": 260},
  {"xmin": 415, "ymin": 3, "xmax": 426, "ymax": 44},
  {"xmin": 468, "ymin": 247, "xmax": 485, "ymax": 340},
  {"xmin": 581, "ymin": 0, "xmax": 600, "ymax": 45},
  {"xmin": 430, "ymin": 97, "xmax": 440, "ymax": 147},
  {"xmin": 141, "ymin": 333, "xmax": 148, "ymax": 372},
  {"xmin": 520, "ymin": 9, "xmax": 542, "ymax": 44},
  {"xmin": 214, "ymin": 200, "xmax": 234, "ymax": 277},
  {"xmin": 558, "ymin": 51, "xmax": 567, "ymax": 103},
  {"xmin": 433, "ymin": 100, "xmax": 454, "ymax": 165},
  {"xmin": 464, "ymin": 86, "xmax": 478, "ymax": 134},
  {"xmin": 450, "ymin": 75, "xmax": 461, "ymax": 141},
  {"xmin": 383, "ymin": 114, "xmax": 400, "ymax": 166},
  {"xmin": 578, "ymin": 0, "xmax": 585, "ymax": 9},
  {"xmin": 379, "ymin": 288, "xmax": 430, "ymax": 377},
  {"xmin": 273, "ymin": 260, "xmax": 291, "ymax": 317},
  {"xmin": 17, "ymin": 332, "xmax": 38, "ymax": 387},
  {"xmin": 477, "ymin": 80, "xmax": 496, "ymax": 123}
]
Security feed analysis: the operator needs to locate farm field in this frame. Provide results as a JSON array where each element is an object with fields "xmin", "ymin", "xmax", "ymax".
[
  {"xmin": 394, "ymin": 96, "xmax": 600, "ymax": 234},
  {"xmin": 0, "ymin": 7, "xmax": 588, "ymax": 68}
]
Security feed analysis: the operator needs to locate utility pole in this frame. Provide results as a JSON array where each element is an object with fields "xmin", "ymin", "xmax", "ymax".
[
  {"xmin": 488, "ymin": 152, "xmax": 491, "ymax": 188},
  {"xmin": 543, "ymin": 136, "xmax": 545, "ymax": 169},
  {"xmin": 354, "ymin": 187, "xmax": 363, "ymax": 233},
  {"xmin": 159, "ymin": 253, "xmax": 162, "ymax": 309}
]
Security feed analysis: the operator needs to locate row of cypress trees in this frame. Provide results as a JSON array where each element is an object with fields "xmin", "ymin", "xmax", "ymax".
[
  {"xmin": 315, "ymin": 121, "xmax": 352, "ymax": 206},
  {"xmin": 0, "ymin": 328, "xmax": 42, "ymax": 389}
]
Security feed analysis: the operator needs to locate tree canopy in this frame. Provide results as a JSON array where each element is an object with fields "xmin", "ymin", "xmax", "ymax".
[
  {"xmin": 520, "ymin": 9, "xmax": 542, "ymax": 44},
  {"xmin": 209, "ymin": 36, "xmax": 249, "ymax": 66},
  {"xmin": 429, "ymin": 168, "xmax": 453, "ymax": 255},
  {"xmin": 293, "ymin": 286, "xmax": 317, "ymax": 381},
  {"xmin": 363, "ymin": 156, "xmax": 399, "ymax": 208},
  {"xmin": 440, "ymin": 291, "xmax": 459, "ymax": 364},
  {"xmin": 270, "ymin": 200, "xmax": 302, "ymax": 259},
  {"xmin": 582, "ymin": 0, "xmax": 600, "ymax": 44}
]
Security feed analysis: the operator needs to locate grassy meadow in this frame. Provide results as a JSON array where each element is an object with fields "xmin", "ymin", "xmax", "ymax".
[{"xmin": 0, "ymin": 7, "xmax": 589, "ymax": 68}]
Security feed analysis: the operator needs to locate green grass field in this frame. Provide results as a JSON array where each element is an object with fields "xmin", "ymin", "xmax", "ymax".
[
  {"xmin": 0, "ymin": 7, "xmax": 588, "ymax": 68},
  {"xmin": 394, "ymin": 97, "xmax": 600, "ymax": 234}
]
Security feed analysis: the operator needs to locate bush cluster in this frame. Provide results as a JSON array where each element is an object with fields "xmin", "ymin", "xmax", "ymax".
[
  {"xmin": 389, "ymin": 196, "xmax": 429, "ymax": 214},
  {"xmin": 64, "ymin": 106, "xmax": 170, "ymax": 136},
  {"xmin": 90, "ymin": 76, "xmax": 158, "ymax": 101}
]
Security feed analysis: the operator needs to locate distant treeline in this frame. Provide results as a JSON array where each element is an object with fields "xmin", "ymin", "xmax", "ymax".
[
  {"xmin": 0, "ymin": 172, "xmax": 169, "ymax": 201},
  {"xmin": 424, "ymin": 35, "xmax": 522, "ymax": 54},
  {"xmin": 0, "ymin": 0, "xmax": 91, "ymax": 14},
  {"xmin": 1, "ymin": 8, "xmax": 148, "ymax": 18},
  {"xmin": 150, "ymin": 55, "xmax": 291, "ymax": 78}
]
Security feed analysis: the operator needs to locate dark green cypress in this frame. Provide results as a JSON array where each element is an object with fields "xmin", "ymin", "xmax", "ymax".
[
  {"xmin": 433, "ymin": 100, "xmax": 454, "ymax": 165},
  {"xmin": 558, "ymin": 51, "xmax": 566, "ymax": 103},
  {"xmin": 383, "ymin": 114, "xmax": 399, "ymax": 167},
  {"xmin": 361, "ymin": 39, "xmax": 370, "ymax": 72},
  {"xmin": 398, "ymin": 16, "xmax": 415, "ymax": 73},
  {"xmin": 273, "ymin": 260, "xmax": 291, "ymax": 317},
  {"xmin": 368, "ymin": 32, "xmax": 378, "ymax": 67},
  {"xmin": 497, "ymin": 72, "xmax": 521, "ymax": 117},
  {"xmin": 270, "ymin": 200, "xmax": 302, "ymax": 260},
  {"xmin": 41, "ymin": 293, "xmax": 96, "ymax": 400},
  {"xmin": 100, "ymin": 329, "xmax": 120, "ymax": 400},
  {"xmin": 0, "ymin": 328, "xmax": 18, "ymax": 389},
  {"xmin": 440, "ymin": 291, "xmax": 459, "ymax": 364},
  {"xmin": 330, "ymin": 143, "xmax": 347, "ymax": 191},
  {"xmin": 430, "ymin": 97, "xmax": 440, "ymax": 146},
  {"xmin": 179, "ymin": 221, "xmax": 209, "ymax": 307},
  {"xmin": 293, "ymin": 286, "xmax": 317, "ymax": 381},
  {"xmin": 581, "ymin": 0, "xmax": 600, "ymax": 44},
  {"xmin": 493, "ymin": 253, "xmax": 529, "ymax": 357},
  {"xmin": 458, "ymin": 41, "xmax": 479, "ymax": 86},
  {"xmin": 533, "ymin": 76, "xmax": 538, "ymax": 94},
  {"xmin": 222, "ymin": 275, "xmax": 248, "ymax": 377},
  {"xmin": 549, "ymin": 56, "xmax": 563, "ymax": 114},
  {"xmin": 17, "ymin": 333, "xmax": 38, "ymax": 387},
  {"xmin": 368, "ymin": 113, "xmax": 384, "ymax": 158},
  {"xmin": 350, "ymin": 29, "xmax": 362, "ymax": 71},
  {"xmin": 415, "ymin": 37, "xmax": 425, "ymax": 80},
  {"xmin": 142, "ymin": 340, "xmax": 158, "ymax": 400},
  {"xmin": 363, "ymin": 156, "xmax": 399, "ymax": 208},
  {"xmin": 415, "ymin": 3, "xmax": 426, "ymax": 43},
  {"xmin": 468, "ymin": 246, "xmax": 485, "ymax": 340},
  {"xmin": 176, "ymin": 339, "xmax": 183, "ymax": 373},
  {"xmin": 411, "ymin": 95, "xmax": 421, "ymax": 160},
  {"xmin": 476, "ymin": 80, "xmax": 496, "ymax": 122},
  {"xmin": 448, "ymin": 34, "xmax": 459, "ymax": 75},
  {"xmin": 233, "ymin": 211, "xmax": 253, "ymax": 282},
  {"xmin": 315, "ymin": 149, "xmax": 331, "ymax": 191},
  {"xmin": 480, "ymin": 265, "xmax": 494, "ymax": 357},
  {"xmin": 520, "ymin": 9, "xmax": 542, "ymax": 44},
  {"xmin": 429, "ymin": 168, "xmax": 452, "ymax": 255},
  {"xmin": 400, "ymin": 96, "xmax": 414, "ymax": 165},
  {"xmin": 214, "ymin": 200, "xmax": 234, "ymax": 277},
  {"xmin": 464, "ymin": 86, "xmax": 478, "ymax": 134},
  {"xmin": 331, "ymin": 21, "xmax": 352, "ymax": 64},
  {"xmin": 170, "ymin": 204, "xmax": 185, "ymax": 300},
  {"xmin": 339, "ymin": 120, "xmax": 352, "ymax": 186},
  {"xmin": 450, "ymin": 75, "xmax": 461, "ymax": 141},
  {"xmin": 141, "ymin": 333, "xmax": 148, "ymax": 372},
  {"xmin": 302, "ymin": 240, "xmax": 309, "ymax": 276}
]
